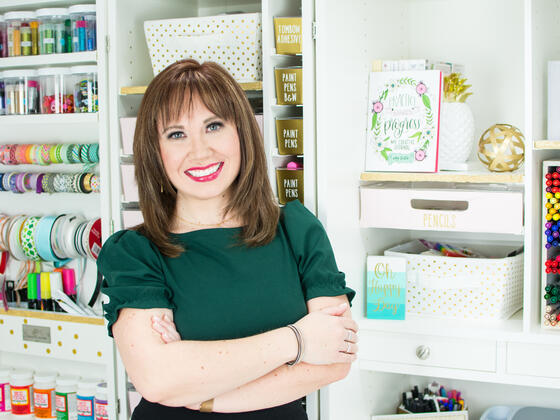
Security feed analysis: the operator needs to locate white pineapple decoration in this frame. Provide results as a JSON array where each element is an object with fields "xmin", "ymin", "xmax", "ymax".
[{"xmin": 439, "ymin": 73, "xmax": 474, "ymax": 170}]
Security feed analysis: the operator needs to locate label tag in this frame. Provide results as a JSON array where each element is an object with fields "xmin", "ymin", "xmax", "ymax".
[{"xmin": 22, "ymin": 324, "xmax": 51, "ymax": 344}]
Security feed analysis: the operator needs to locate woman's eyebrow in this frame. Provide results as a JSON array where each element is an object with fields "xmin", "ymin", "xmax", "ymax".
[{"xmin": 161, "ymin": 124, "xmax": 185, "ymax": 134}]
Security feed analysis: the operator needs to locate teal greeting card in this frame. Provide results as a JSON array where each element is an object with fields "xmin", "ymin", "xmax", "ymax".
[{"xmin": 366, "ymin": 256, "xmax": 407, "ymax": 320}]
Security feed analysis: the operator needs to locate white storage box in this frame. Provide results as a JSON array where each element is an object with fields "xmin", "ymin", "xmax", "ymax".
[
  {"xmin": 119, "ymin": 117, "xmax": 136, "ymax": 155},
  {"xmin": 121, "ymin": 164, "xmax": 138, "ymax": 202},
  {"xmin": 122, "ymin": 210, "xmax": 143, "ymax": 229},
  {"xmin": 360, "ymin": 185, "xmax": 524, "ymax": 234},
  {"xmin": 144, "ymin": 13, "xmax": 262, "ymax": 81},
  {"xmin": 384, "ymin": 240, "xmax": 523, "ymax": 320}
]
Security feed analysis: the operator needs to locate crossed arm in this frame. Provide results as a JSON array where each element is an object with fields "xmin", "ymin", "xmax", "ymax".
[{"xmin": 112, "ymin": 294, "xmax": 356, "ymax": 413}]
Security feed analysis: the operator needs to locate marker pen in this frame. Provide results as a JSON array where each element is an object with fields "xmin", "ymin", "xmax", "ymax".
[
  {"xmin": 26, "ymin": 273, "xmax": 38, "ymax": 310},
  {"xmin": 62, "ymin": 269, "xmax": 77, "ymax": 303},
  {"xmin": 40, "ymin": 272, "xmax": 53, "ymax": 312},
  {"xmin": 49, "ymin": 271, "xmax": 64, "ymax": 312}
]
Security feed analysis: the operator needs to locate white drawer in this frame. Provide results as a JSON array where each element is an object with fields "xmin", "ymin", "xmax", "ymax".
[
  {"xmin": 122, "ymin": 210, "xmax": 143, "ymax": 229},
  {"xmin": 507, "ymin": 342, "xmax": 560, "ymax": 378},
  {"xmin": 361, "ymin": 331, "xmax": 496, "ymax": 372},
  {"xmin": 360, "ymin": 186, "xmax": 523, "ymax": 234}
]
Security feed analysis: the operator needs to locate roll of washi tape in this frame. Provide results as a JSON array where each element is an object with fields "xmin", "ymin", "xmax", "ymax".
[
  {"xmin": 71, "ymin": 173, "xmax": 82, "ymax": 193},
  {"xmin": 80, "ymin": 144, "xmax": 90, "ymax": 163},
  {"xmin": 36, "ymin": 173, "xmax": 45, "ymax": 194},
  {"xmin": 70, "ymin": 144, "xmax": 81, "ymax": 164},
  {"xmin": 60, "ymin": 144, "xmax": 72, "ymax": 164},
  {"xmin": 0, "ymin": 174, "xmax": 4, "ymax": 191},
  {"xmin": 49, "ymin": 145, "xmax": 58, "ymax": 165},
  {"xmin": 0, "ymin": 145, "xmax": 7, "ymax": 163},
  {"xmin": 15, "ymin": 145, "xmax": 27, "ymax": 164},
  {"xmin": 9, "ymin": 173, "xmax": 20, "ymax": 193},
  {"xmin": 8, "ymin": 216, "xmax": 28, "ymax": 261},
  {"xmin": 88, "ymin": 144, "xmax": 99, "ymax": 163},
  {"xmin": 40, "ymin": 144, "xmax": 52, "ymax": 165},
  {"xmin": 16, "ymin": 173, "xmax": 26, "ymax": 193},
  {"xmin": 46, "ymin": 173, "xmax": 56, "ymax": 194},
  {"xmin": 60, "ymin": 215, "xmax": 84, "ymax": 259},
  {"xmin": 90, "ymin": 174, "xmax": 100, "ymax": 193},
  {"xmin": 35, "ymin": 216, "xmax": 70, "ymax": 266},
  {"xmin": 25, "ymin": 145, "xmax": 34, "ymax": 164},
  {"xmin": 54, "ymin": 144, "xmax": 64, "ymax": 164},
  {"xmin": 50, "ymin": 215, "xmax": 67, "ymax": 260},
  {"xmin": 21, "ymin": 216, "xmax": 41, "ymax": 261},
  {"xmin": 3, "ymin": 172, "xmax": 13, "ymax": 192}
]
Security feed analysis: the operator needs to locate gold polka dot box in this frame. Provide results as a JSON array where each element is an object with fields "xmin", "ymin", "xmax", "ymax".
[
  {"xmin": 384, "ymin": 240, "xmax": 524, "ymax": 320},
  {"xmin": 144, "ymin": 13, "xmax": 262, "ymax": 81}
]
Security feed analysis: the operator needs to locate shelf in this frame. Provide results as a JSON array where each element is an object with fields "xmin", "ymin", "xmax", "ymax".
[
  {"xmin": 0, "ymin": 308, "xmax": 104, "ymax": 325},
  {"xmin": 0, "ymin": 52, "xmax": 97, "ymax": 69},
  {"xmin": 534, "ymin": 140, "xmax": 560, "ymax": 150},
  {"xmin": 120, "ymin": 81, "xmax": 263, "ymax": 96},
  {"xmin": 0, "ymin": 0, "xmax": 82, "ymax": 11},
  {"xmin": 0, "ymin": 113, "xmax": 98, "ymax": 124},
  {"xmin": 358, "ymin": 310, "xmax": 525, "ymax": 342},
  {"xmin": 360, "ymin": 169, "xmax": 524, "ymax": 184}
]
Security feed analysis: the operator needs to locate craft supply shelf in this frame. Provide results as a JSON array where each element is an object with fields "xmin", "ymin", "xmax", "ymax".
[
  {"xmin": 119, "ymin": 81, "xmax": 263, "ymax": 95},
  {"xmin": 0, "ymin": 51, "xmax": 97, "ymax": 69}
]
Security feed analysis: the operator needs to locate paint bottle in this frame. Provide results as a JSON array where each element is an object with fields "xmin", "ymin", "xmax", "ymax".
[
  {"xmin": 76, "ymin": 379, "xmax": 98, "ymax": 420},
  {"xmin": 0, "ymin": 367, "xmax": 11, "ymax": 416},
  {"xmin": 34, "ymin": 371, "xmax": 57, "ymax": 419},
  {"xmin": 55, "ymin": 376, "xmax": 78, "ymax": 420},
  {"xmin": 93, "ymin": 383, "xmax": 108, "ymax": 420},
  {"xmin": 9, "ymin": 369, "xmax": 34, "ymax": 417}
]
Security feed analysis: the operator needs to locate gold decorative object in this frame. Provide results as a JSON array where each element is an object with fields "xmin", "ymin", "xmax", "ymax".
[
  {"xmin": 274, "ymin": 17, "xmax": 302, "ymax": 55},
  {"xmin": 477, "ymin": 124, "xmax": 525, "ymax": 172},
  {"xmin": 443, "ymin": 73, "xmax": 473, "ymax": 103}
]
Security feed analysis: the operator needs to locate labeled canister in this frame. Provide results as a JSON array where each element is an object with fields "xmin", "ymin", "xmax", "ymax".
[
  {"xmin": 68, "ymin": 5, "xmax": 96, "ymax": 52},
  {"xmin": 55, "ymin": 376, "xmax": 78, "ymax": 420},
  {"xmin": 274, "ymin": 66, "xmax": 302, "ymax": 105},
  {"xmin": 276, "ymin": 166, "xmax": 304, "ymax": 205},
  {"xmin": 0, "ymin": 15, "xmax": 7, "ymax": 58},
  {"xmin": 76, "ymin": 379, "xmax": 98, "ymax": 420},
  {"xmin": 276, "ymin": 117, "xmax": 303, "ymax": 155},
  {"xmin": 70, "ymin": 65, "xmax": 97, "ymax": 113},
  {"xmin": 36, "ymin": 8, "xmax": 69, "ymax": 54},
  {"xmin": 10, "ymin": 369, "xmax": 34, "ymax": 417},
  {"xmin": 5, "ymin": 12, "xmax": 36, "ymax": 57},
  {"xmin": 34, "ymin": 371, "xmax": 57, "ymax": 419},
  {"xmin": 0, "ymin": 366, "xmax": 11, "ymax": 416},
  {"xmin": 3, "ymin": 69, "xmax": 40, "ymax": 115},
  {"xmin": 93, "ymin": 383, "xmax": 108, "ymax": 420}
]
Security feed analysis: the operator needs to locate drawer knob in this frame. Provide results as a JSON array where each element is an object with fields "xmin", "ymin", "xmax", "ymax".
[{"xmin": 416, "ymin": 345, "xmax": 430, "ymax": 360}]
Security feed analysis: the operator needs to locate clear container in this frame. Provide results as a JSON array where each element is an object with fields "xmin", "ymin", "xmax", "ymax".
[
  {"xmin": 3, "ymin": 69, "xmax": 39, "ymax": 115},
  {"xmin": 9, "ymin": 369, "xmax": 34, "ymax": 417},
  {"xmin": 55, "ymin": 376, "xmax": 78, "ymax": 420},
  {"xmin": 71, "ymin": 65, "xmax": 97, "ymax": 113},
  {"xmin": 0, "ymin": 15, "xmax": 7, "ymax": 58},
  {"xmin": 38, "ymin": 67, "xmax": 73, "ymax": 114},
  {"xmin": 36, "ymin": 8, "xmax": 69, "ymax": 54},
  {"xmin": 5, "ymin": 11, "xmax": 37, "ymax": 57},
  {"xmin": 76, "ymin": 378, "xmax": 98, "ymax": 420},
  {"xmin": 0, "ymin": 366, "xmax": 12, "ymax": 416},
  {"xmin": 34, "ymin": 371, "xmax": 56, "ymax": 419},
  {"xmin": 68, "ymin": 5, "xmax": 96, "ymax": 52},
  {"xmin": 93, "ymin": 383, "xmax": 107, "ymax": 420}
]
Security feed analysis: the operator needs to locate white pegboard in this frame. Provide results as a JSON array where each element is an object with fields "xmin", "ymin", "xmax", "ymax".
[{"xmin": 0, "ymin": 311, "xmax": 110, "ymax": 365}]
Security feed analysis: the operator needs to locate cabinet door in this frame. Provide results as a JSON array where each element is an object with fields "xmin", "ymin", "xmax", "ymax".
[{"xmin": 507, "ymin": 342, "xmax": 560, "ymax": 378}]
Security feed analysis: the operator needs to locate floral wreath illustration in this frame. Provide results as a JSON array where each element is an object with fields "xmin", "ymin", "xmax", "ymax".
[{"xmin": 371, "ymin": 77, "xmax": 434, "ymax": 162}]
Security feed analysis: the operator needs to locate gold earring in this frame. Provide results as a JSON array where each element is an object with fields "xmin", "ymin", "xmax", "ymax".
[{"xmin": 160, "ymin": 184, "xmax": 163, "ymax": 193}]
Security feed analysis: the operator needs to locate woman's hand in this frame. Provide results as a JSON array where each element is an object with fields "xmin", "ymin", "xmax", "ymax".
[
  {"xmin": 151, "ymin": 314, "xmax": 181, "ymax": 344},
  {"xmin": 294, "ymin": 303, "xmax": 358, "ymax": 365}
]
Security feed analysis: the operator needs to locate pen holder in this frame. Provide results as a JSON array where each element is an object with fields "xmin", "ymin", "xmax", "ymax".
[
  {"xmin": 276, "ymin": 168, "xmax": 303, "ymax": 205},
  {"xmin": 276, "ymin": 118, "xmax": 303, "ymax": 155}
]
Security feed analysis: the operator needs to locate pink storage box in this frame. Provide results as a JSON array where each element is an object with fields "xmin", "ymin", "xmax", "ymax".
[
  {"xmin": 120, "ymin": 117, "xmax": 137, "ymax": 155},
  {"xmin": 120, "ymin": 164, "xmax": 139, "ymax": 202},
  {"xmin": 360, "ymin": 185, "xmax": 524, "ymax": 235}
]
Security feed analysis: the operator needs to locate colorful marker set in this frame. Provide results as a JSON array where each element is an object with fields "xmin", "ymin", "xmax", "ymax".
[
  {"xmin": 400, "ymin": 382, "xmax": 467, "ymax": 414},
  {"xmin": 542, "ymin": 163, "xmax": 560, "ymax": 328}
]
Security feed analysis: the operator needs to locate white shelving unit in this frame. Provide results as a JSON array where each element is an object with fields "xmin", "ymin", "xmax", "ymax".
[
  {"xmin": 106, "ymin": 1, "xmax": 316, "ymax": 418},
  {"xmin": 314, "ymin": 0, "xmax": 560, "ymax": 419},
  {"xmin": 0, "ymin": 0, "xmax": 118, "ymax": 419}
]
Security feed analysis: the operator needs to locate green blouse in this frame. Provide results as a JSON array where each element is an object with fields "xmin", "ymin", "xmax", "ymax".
[{"xmin": 97, "ymin": 200, "xmax": 355, "ymax": 340}]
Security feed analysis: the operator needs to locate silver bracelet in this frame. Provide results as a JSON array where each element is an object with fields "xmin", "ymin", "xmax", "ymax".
[{"xmin": 286, "ymin": 324, "xmax": 304, "ymax": 366}]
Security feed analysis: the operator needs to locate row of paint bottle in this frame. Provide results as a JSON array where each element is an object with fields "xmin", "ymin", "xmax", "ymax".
[{"xmin": 0, "ymin": 367, "xmax": 107, "ymax": 419}]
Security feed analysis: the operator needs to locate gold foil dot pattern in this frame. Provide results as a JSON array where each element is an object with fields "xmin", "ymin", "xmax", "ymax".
[
  {"xmin": 146, "ymin": 17, "xmax": 262, "ymax": 82},
  {"xmin": 405, "ymin": 255, "xmax": 522, "ymax": 319}
]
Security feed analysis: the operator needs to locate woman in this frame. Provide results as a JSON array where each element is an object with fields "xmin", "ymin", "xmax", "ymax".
[{"xmin": 97, "ymin": 59, "xmax": 357, "ymax": 419}]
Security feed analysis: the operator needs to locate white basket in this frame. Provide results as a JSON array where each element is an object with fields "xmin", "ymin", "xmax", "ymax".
[
  {"xmin": 384, "ymin": 240, "xmax": 524, "ymax": 320},
  {"xmin": 144, "ymin": 13, "xmax": 262, "ymax": 81}
]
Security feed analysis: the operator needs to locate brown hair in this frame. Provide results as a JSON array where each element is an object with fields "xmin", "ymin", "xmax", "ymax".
[{"xmin": 133, "ymin": 59, "xmax": 279, "ymax": 257}]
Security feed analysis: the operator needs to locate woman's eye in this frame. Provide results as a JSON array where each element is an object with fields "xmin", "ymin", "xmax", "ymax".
[
  {"xmin": 168, "ymin": 131, "xmax": 185, "ymax": 140},
  {"xmin": 207, "ymin": 122, "xmax": 223, "ymax": 132}
]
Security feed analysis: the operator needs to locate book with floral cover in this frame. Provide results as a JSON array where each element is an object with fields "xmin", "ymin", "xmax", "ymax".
[{"xmin": 365, "ymin": 70, "xmax": 443, "ymax": 172}]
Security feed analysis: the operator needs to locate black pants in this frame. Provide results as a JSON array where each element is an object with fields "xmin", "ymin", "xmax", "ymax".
[{"xmin": 132, "ymin": 398, "xmax": 308, "ymax": 419}]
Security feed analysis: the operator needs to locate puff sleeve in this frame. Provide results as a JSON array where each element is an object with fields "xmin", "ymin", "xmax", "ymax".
[
  {"xmin": 280, "ymin": 200, "xmax": 355, "ymax": 305},
  {"xmin": 97, "ymin": 230, "xmax": 175, "ymax": 337}
]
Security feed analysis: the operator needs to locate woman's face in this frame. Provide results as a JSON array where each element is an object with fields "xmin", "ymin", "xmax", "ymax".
[{"xmin": 158, "ymin": 94, "xmax": 241, "ymax": 205}]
